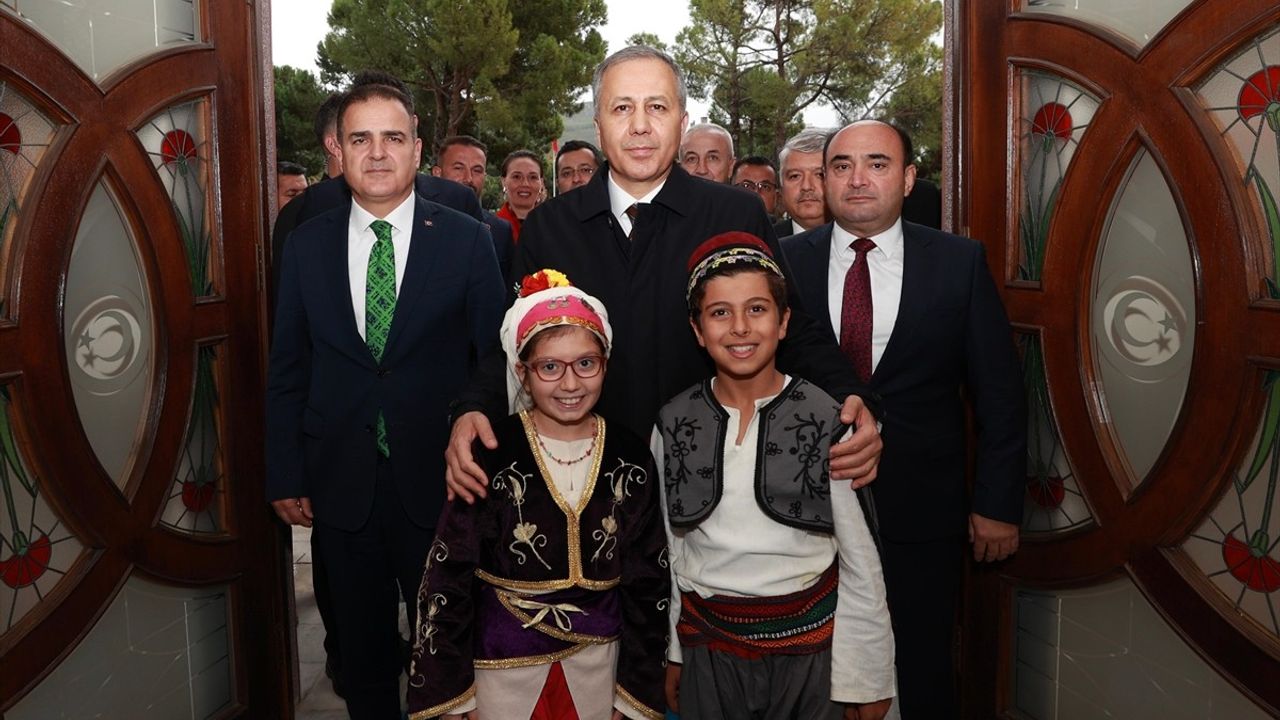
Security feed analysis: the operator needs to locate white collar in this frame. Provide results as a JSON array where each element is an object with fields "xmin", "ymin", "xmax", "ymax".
[
  {"xmin": 832, "ymin": 218, "xmax": 904, "ymax": 260},
  {"xmin": 350, "ymin": 192, "xmax": 416, "ymax": 237},
  {"xmin": 607, "ymin": 171, "xmax": 664, "ymax": 216}
]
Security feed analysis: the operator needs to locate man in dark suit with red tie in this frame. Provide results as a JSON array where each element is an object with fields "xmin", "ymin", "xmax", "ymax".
[
  {"xmin": 266, "ymin": 81, "xmax": 505, "ymax": 719},
  {"xmin": 781, "ymin": 121, "xmax": 1026, "ymax": 719}
]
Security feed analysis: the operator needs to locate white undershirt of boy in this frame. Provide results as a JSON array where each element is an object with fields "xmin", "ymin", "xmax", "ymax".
[{"xmin": 652, "ymin": 377, "xmax": 897, "ymax": 705}]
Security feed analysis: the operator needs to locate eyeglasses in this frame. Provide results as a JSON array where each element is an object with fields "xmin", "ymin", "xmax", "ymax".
[
  {"xmin": 736, "ymin": 180, "xmax": 778, "ymax": 193},
  {"xmin": 558, "ymin": 166, "xmax": 596, "ymax": 180},
  {"xmin": 523, "ymin": 355, "xmax": 605, "ymax": 382}
]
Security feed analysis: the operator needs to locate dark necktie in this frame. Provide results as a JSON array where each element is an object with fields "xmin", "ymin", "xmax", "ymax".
[
  {"xmin": 366, "ymin": 219, "xmax": 396, "ymax": 457},
  {"xmin": 840, "ymin": 237, "xmax": 876, "ymax": 384},
  {"xmin": 624, "ymin": 203, "xmax": 640, "ymax": 239}
]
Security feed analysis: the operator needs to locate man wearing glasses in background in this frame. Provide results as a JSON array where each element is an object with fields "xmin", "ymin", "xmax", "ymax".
[
  {"xmin": 731, "ymin": 155, "xmax": 781, "ymax": 219},
  {"xmin": 554, "ymin": 139, "xmax": 602, "ymax": 195}
]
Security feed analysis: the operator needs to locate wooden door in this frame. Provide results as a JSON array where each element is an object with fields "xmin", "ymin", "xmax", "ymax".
[
  {"xmin": 0, "ymin": 1, "xmax": 290, "ymax": 716},
  {"xmin": 950, "ymin": 1, "xmax": 1280, "ymax": 717}
]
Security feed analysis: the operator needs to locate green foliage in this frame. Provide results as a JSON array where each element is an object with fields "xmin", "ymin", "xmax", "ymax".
[
  {"xmin": 316, "ymin": 0, "xmax": 606, "ymax": 165},
  {"xmin": 675, "ymin": 0, "xmax": 943, "ymax": 163},
  {"xmin": 273, "ymin": 65, "xmax": 329, "ymax": 176}
]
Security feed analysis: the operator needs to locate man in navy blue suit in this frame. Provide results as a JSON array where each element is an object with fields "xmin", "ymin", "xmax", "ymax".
[
  {"xmin": 266, "ymin": 81, "xmax": 505, "ymax": 719},
  {"xmin": 430, "ymin": 134, "xmax": 515, "ymax": 281},
  {"xmin": 781, "ymin": 121, "xmax": 1025, "ymax": 719}
]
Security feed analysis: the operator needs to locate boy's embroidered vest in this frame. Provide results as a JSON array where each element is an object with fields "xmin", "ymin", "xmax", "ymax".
[{"xmin": 659, "ymin": 377, "xmax": 843, "ymax": 532}]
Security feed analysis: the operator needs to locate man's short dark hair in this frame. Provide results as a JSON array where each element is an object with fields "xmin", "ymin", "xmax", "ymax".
[
  {"xmin": 277, "ymin": 160, "xmax": 307, "ymax": 177},
  {"xmin": 501, "ymin": 149, "xmax": 543, "ymax": 177},
  {"xmin": 555, "ymin": 140, "xmax": 602, "ymax": 169},
  {"xmin": 335, "ymin": 78, "xmax": 416, "ymax": 140},
  {"xmin": 313, "ymin": 93, "xmax": 343, "ymax": 147},
  {"xmin": 351, "ymin": 69, "xmax": 412, "ymax": 97},
  {"xmin": 437, "ymin": 134, "xmax": 488, "ymax": 162},
  {"xmin": 823, "ymin": 121, "xmax": 915, "ymax": 168},
  {"xmin": 732, "ymin": 155, "xmax": 776, "ymax": 177}
]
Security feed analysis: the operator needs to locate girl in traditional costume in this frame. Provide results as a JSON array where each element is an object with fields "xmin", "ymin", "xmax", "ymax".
[{"xmin": 407, "ymin": 269, "xmax": 668, "ymax": 720}]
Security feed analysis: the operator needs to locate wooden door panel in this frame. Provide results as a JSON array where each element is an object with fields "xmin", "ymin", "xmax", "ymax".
[{"xmin": 952, "ymin": 1, "xmax": 1280, "ymax": 716}]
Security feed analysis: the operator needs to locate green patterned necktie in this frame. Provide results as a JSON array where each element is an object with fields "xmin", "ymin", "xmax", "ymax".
[{"xmin": 366, "ymin": 219, "xmax": 396, "ymax": 457}]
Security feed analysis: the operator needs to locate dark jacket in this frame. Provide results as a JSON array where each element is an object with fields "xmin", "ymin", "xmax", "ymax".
[
  {"xmin": 452, "ymin": 163, "xmax": 872, "ymax": 438},
  {"xmin": 266, "ymin": 195, "xmax": 505, "ymax": 531},
  {"xmin": 781, "ymin": 221, "xmax": 1025, "ymax": 541}
]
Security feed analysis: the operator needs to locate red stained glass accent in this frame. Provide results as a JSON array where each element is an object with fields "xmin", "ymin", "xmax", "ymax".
[
  {"xmin": 1237, "ymin": 66, "xmax": 1280, "ymax": 122},
  {"xmin": 181, "ymin": 480, "xmax": 215, "ymax": 512},
  {"xmin": 1221, "ymin": 533, "xmax": 1280, "ymax": 593},
  {"xmin": 0, "ymin": 532, "xmax": 51, "ymax": 588},
  {"xmin": 160, "ymin": 129, "xmax": 197, "ymax": 165},
  {"xmin": 1027, "ymin": 475, "xmax": 1066, "ymax": 509},
  {"xmin": 0, "ymin": 113, "xmax": 19, "ymax": 155},
  {"xmin": 1031, "ymin": 102, "xmax": 1073, "ymax": 140}
]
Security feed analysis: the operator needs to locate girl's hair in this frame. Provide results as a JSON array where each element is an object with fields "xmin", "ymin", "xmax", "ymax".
[{"xmin": 518, "ymin": 324, "xmax": 607, "ymax": 362}]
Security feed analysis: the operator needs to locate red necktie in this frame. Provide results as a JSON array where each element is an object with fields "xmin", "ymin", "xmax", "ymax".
[{"xmin": 840, "ymin": 237, "xmax": 876, "ymax": 383}]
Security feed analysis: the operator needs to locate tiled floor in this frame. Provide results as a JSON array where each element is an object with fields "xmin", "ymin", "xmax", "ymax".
[{"xmin": 291, "ymin": 525, "xmax": 408, "ymax": 720}]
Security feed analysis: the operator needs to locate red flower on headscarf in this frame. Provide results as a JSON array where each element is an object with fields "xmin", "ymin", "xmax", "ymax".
[{"xmin": 518, "ymin": 269, "xmax": 571, "ymax": 297}]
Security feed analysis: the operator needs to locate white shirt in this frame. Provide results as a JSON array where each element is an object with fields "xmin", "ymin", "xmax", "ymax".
[
  {"xmin": 607, "ymin": 171, "xmax": 664, "ymax": 237},
  {"xmin": 791, "ymin": 219, "xmax": 807, "ymax": 237},
  {"xmin": 827, "ymin": 219, "xmax": 906, "ymax": 375},
  {"xmin": 347, "ymin": 193, "xmax": 415, "ymax": 340},
  {"xmin": 652, "ymin": 378, "xmax": 896, "ymax": 703}
]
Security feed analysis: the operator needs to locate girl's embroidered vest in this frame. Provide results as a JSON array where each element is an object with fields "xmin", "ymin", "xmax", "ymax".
[{"xmin": 659, "ymin": 377, "xmax": 844, "ymax": 533}]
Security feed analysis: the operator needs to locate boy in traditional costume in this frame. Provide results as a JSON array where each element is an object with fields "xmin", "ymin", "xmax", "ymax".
[
  {"xmin": 658, "ymin": 233, "xmax": 896, "ymax": 720},
  {"xmin": 406, "ymin": 270, "xmax": 668, "ymax": 720}
]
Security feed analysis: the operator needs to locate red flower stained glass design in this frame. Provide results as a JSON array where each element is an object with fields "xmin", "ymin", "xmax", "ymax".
[
  {"xmin": 160, "ymin": 129, "xmax": 197, "ymax": 166},
  {"xmin": 1237, "ymin": 66, "xmax": 1280, "ymax": 128},
  {"xmin": 1032, "ymin": 102, "xmax": 1073, "ymax": 142},
  {"xmin": 181, "ymin": 480, "xmax": 215, "ymax": 513},
  {"xmin": 0, "ymin": 114, "xmax": 19, "ymax": 154},
  {"xmin": 1018, "ymin": 334, "xmax": 1090, "ymax": 533},
  {"xmin": 1027, "ymin": 476, "xmax": 1066, "ymax": 509},
  {"xmin": 1221, "ymin": 533, "xmax": 1280, "ymax": 593},
  {"xmin": 1018, "ymin": 74, "xmax": 1098, "ymax": 283},
  {"xmin": 0, "ymin": 532, "xmax": 50, "ymax": 588}
]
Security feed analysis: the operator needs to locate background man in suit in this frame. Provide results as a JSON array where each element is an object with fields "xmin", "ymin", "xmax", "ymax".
[
  {"xmin": 444, "ymin": 45, "xmax": 883, "ymax": 510},
  {"xmin": 266, "ymin": 81, "xmax": 505, "ymax": 719},
  {"xmin": 271, "ymin": 73, "xmax": 485, "ymax": 296},
  {"xmin": 276, "ymin": 160, "xmax": 309, "ymax": 211},
  {"xmin": 680, "ymin": 122, "xmax": 735, "ymax": 183},
  {"xmin": 781, "ymin": 120, "xmax": 1025, "ymax": 719},
  {"xmin": 731, "ymin": 155, "xmax": 780, "ymax": 218},
  {"xmin": 554, "ymin": 139, "xmax": 602, "ymax": 195},
  {"xmin": 431, "ymin": 134, "xmax": 515, "ymax": 280},
  {"xmin": 776, "ymin": 128, "xmax": 830, "ymax": 238}
]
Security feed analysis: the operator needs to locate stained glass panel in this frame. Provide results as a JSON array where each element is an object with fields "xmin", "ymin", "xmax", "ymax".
[
  {"xmin": 0, "ymin": 386, "xmax": 84, "ymax": 636},
  {"xmin": 0, "ymin": 0, "xmax": 199, "ymax": 84},
  {"xmin": 137, "ymin": 99, "xmax": 215, "ymax": 296},
  {"xmin": 1021, "ymin": 0, "xmax": 1194, "ymax": 49},
  {"xmin": 64, "ymin": 182, "xmax": 154, "ymax": 488},
  {"xmin": 1017, "ymin": 72, "xmax": 1100, "ymax": 281},
  {"xmin": 160, "ymin": 346, "xmax": 224, "ymax": 534},
  {"xmin": 1196, "ymin": 26, "xmax": 1280, "ymax": 297},
  {"xmin": 1014, "ymin": 577, "xmax": 1271, "ymax": 719},
  {"xmin": 1182, "ymin": 370, "xmax": 1280, "ymax": 640},
  {"xmin": 1091, "ymin": 149, "xmax": 1195, "ymax": 484},
  {"xmin": 7, "ymin": 575, "xmax": 233, "ymax": 719},
  {"xmin": 1019, "ymin": 334, "xmax": 1092, "ymax": 533},
  {"xmin": 0, "ymin": 81, "xmax": 56, "ymax": 317}
]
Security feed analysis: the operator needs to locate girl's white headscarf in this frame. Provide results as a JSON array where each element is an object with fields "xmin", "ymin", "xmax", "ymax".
[{"xmin": 500, "ymin": 269, "xmax": 613, "ymax": 413}]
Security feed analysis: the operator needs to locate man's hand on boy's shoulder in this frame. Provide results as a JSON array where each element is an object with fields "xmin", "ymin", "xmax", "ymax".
[
  {"xmin": 830, "ymin": 395, "xmax": 882, "ymax": 488},
  {"xmin": 445, "ymin": 411, "xmax": 498, "ymax": 503},
  {"xmin": 845, "ymin": 697, "xmax": 893, "ymax": 720}
]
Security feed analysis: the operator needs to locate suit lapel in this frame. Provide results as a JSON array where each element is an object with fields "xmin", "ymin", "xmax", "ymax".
[
  {"xmin": 320, "ymin": 208, "xmax": 373, "ymax": 364},
  {"xmin": 383, "ymin": 197, "xmax": 439, "ymax": 357},
  {"xmin": 800, "ymin": 225, "xmax": 836, "ymax": 338},
  {"xmin": 874, "ymin": 223, "xmax": 933, "ymax": 380}
]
